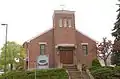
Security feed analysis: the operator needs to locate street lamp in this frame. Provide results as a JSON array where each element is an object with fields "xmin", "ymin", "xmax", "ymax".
[{"xmin": 1, "ymin": 24, "xmax": 8, "ymax": 79}]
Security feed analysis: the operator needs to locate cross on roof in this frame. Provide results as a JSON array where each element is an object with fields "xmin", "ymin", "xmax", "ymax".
[{"xmin": 60, "ymin": 4, "xmax": 65, "ymax": 10}]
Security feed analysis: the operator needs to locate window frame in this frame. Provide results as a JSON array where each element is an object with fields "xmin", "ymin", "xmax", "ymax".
[
  {"xmin": 64, "ymin": 19, "xmax": 67, "ymax": 27},
  {"xmin": 82, "ymin": 44, "xmax": 88, "ymax": 56},
  {"xmin": 59, "ymin": 19, "xmax": 62, "ymax": 27},
  {"xmin": 40, "ymin": 44, "xmax": 45, "ymax": 55},
  {"xmin": 68, "ymin": 19, "xmax": 72, "ymax": 27}
]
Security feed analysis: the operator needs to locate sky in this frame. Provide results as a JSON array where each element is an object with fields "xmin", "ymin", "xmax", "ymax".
[{"xmin": 0, "ymin": 0, "xmax": 118, "ymax": 49}]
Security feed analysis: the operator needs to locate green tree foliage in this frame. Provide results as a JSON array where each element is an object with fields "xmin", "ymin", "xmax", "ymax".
[
  {"xmin": 111, "ymin": 50, "xmax": 120, "ymax": 66},
  {"xmin": 111, "ymin": 0, "xmax": 120, "ymax": 66},
  {"xmin": 0, "ymin": 41, "xmax": 26, "ymax": 71}
]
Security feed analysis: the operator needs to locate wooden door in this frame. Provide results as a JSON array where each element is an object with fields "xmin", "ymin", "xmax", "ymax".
[{"xmin": 60, "ymin": 50, "xmax": 73, "ymax": 64}]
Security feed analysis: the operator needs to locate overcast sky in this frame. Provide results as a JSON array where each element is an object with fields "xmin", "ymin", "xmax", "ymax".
[{"xmin": 0, "ymin": 0, "xmax": 118, "ymax": 49}]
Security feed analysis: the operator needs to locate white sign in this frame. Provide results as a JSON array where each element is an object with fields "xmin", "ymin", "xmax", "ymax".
[{"xmin": 37, "ymin": 55, "xmax": 49, "ymax": 69}]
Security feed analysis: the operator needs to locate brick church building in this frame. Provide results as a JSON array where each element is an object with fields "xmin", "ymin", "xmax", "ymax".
[{"xmin": 23, "ymin": 10, "xmax": 97, "ymax": 70}]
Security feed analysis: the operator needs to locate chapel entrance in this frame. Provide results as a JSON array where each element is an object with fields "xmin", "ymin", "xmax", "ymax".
[{"xmin": 60, "ymin": 50, "xmax": 73, "ymax": 64}]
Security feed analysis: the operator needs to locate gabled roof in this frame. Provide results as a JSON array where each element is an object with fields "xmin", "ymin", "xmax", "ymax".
[
  {"xmin": 26, "ymin": 27, "xmax": 53, "ymax": 43},
  {"xmin": 24, "ymin": 28, "xmax": 96, "ymax": 44},
  {"xmin": 76, "ymin": 30, "xmax": 97, "ymax": 42}
]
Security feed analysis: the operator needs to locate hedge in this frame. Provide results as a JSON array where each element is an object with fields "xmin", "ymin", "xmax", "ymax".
[
  {"xmin": 0, "ymin": 68, "xmax": 68, "ymax": 79},
  {"xmin": 91, "ymin": 67, "xmax": 114, "ymax": 79},
  {"xmin": 90, "ymin": 59, "xmax": 120, "ymax": 79},
  {"xmin": 90, "ymin": 66, "xmax": 120, "ymax": 79}
]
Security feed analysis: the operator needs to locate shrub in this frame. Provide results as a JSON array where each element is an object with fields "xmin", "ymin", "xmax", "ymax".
[
  {"xmin": 90, "ymin": 66, "xmax": 120, "ymax": 79},
  {"xmin": 89, "ymin": 58, "xmax": 101, "ymax": 71},
  {"xmin": 0, "ymin": 68, "xmax": 68, "ymax": 79},
  {"xmin": 112, "ymin": 66, "xmax": 120, "ymax": 78},
  {"xmin": 91, "ymin": 67, "xmax": 114, "ymax": 79},
  {"xmin": 92, "ymin": 58, "xmax": 101, "ymax": 67}
]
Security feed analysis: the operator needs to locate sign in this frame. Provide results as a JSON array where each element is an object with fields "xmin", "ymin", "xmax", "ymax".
[{"xmin": 37, "ymin": 55, "xmax": 49, "ymax": 69}]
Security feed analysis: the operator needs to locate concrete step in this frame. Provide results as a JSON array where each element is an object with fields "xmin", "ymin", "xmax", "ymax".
[
  {"xmin": 69, "ymin": 71, "xmax": 81, "ymax": 77},
  {"xmin": 71, "ymin": 76, "xmax": 83, "ymax": 79},
  {"xmin": 63, "ymin": 65, "xmax": 77, "ymax": 69},
  {"xmin": 64, "ymin": 65, "xmax": 90, "ymax": 79},
  {"xmin": 70, "ymin": 74, "xmax": 82, "ymax": 78},
  {"xmin": 67, "ymin": 68, "xmax": 78, "ymax": 71},
  {"xmin": 69, "ymin": 71, "xmax": 81, "ymax": 73}
]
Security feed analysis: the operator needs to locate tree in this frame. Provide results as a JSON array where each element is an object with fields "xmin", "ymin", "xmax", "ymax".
[
  {"xmin": 0, "ymin": 41, "xmax": 26, "ymax": 71},
  {"xmin": 15, "ymin": 46, "xmax": 26, "ymax": 70},
  {"xmin": 111, "ymin": 0, "xmax": 120, "ymax": 66},
  {"xmin": 111, "ymin": 40, "xmax": 120, "ymax": 65},
  {"xmin": 97, "ymin": 38, "xmax": 112, "ymax": 66}
]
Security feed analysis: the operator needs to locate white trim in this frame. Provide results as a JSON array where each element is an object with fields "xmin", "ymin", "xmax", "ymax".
[
  {"xmin": 55, "ymin": 44, "xmax": 75, "ymax": 48},
  {"xmin": 54, "ymin": 10, "xmax": 75, "ymax": 14},
  {"xmin": 81, "ymin": 43, "xmax": 88, "ymax": 45},
  {"xmin": 39, "ymin": 42, "xmax": 47, "ymax": 45},
  {"xmin": 53, "ymin": 10, "xmax": 75, "ymax": 19}
]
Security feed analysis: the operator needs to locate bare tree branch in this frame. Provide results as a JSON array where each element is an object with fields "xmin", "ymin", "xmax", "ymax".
[{"xmin": 97, "ymin": 38, "xmax": 113, "ymax": 66}]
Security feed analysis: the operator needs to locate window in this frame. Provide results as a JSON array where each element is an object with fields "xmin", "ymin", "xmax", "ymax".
[
  {"xmin": 82, "ymin": 45, "xmax": 88, "ymax": 55},
  {"xmin": 59, "ymin": 19, "xmax": 62, "ymax": 27},
  {"xmin": 68, "ymin": 19, "xmax": 72, "ymax": 27},
  {"xmin": 64, "ymin": 19, "xmax": 67, "ymax": 27},
  {"xmin": 40, "ymin": 44, "xmax": 45, "ymax": 55}
]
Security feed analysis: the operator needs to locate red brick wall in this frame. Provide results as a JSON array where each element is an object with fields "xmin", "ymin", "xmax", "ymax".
[
  {"xmin": 27, "ymin": 29, "xmax": 55, "ymax": 68},
  {"xmin": 53, "ymin": 11, "xmax": 76, "ymax": 45},
  {"xmin": 76, "ymin": 31, "xmax": 97, "ymax": 67}
]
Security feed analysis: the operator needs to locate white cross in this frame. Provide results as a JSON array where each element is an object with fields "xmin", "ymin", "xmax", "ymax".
[{"xmin": 60, "ymin": 4, "xmax": 65, "ymax": 10}]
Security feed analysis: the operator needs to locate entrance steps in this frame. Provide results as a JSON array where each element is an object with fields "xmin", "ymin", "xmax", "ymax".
[{"xmin": 63, "ymin": 65, "xmax": 90, "ymax": 79}]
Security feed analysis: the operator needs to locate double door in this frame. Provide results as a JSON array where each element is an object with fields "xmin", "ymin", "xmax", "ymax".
[{"xmin": 60, "ymin": 50, "xmax": 73, "ymax": 64}]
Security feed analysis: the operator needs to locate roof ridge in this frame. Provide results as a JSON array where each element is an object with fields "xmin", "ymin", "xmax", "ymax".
[
  {"xmin": 76, "ymin": 30, "xmax": 97, "ymax": 42},
  {"xmin": 26, "ymin": 27, "xmax": 53, "ymax": 42}
]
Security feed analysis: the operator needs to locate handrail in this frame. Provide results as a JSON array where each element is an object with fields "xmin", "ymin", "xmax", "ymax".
[
  {"xmin": 76, "ymin": 59, "xmax": 94, "ymax": 79},
  {"xmin": 65, "ymin": 70, "xmax": 71, "ymax": 79},
  {"xmin": 86, "ymin": 69, "xmax": 94, "ymax": 79}
]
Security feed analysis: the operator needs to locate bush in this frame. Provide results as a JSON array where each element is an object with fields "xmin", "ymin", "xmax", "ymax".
[
  {"xmin": 90, "ymin": 66, "xmax": 120, "ymax": 79},
  {"xmin": 89, "ymin": 58, "xmax": 101, "ymax": 71},
  {"xmin": 112, "ymin": 66, "xmax": 120, "ymax": 78},
  {"xmin": 91, "ymin": 67, "xmax": 114, "ymax": 79},
  {"xmin": 0, "ymin": 68, "xmax": 68, "ymax": 79},
  {"xmin": 92, "ymin": 58, "xmax": 101, "ymax": 67},
  {"xmin": 89, "ymin": 59, "xmax": 120, "ymax": 79}
]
